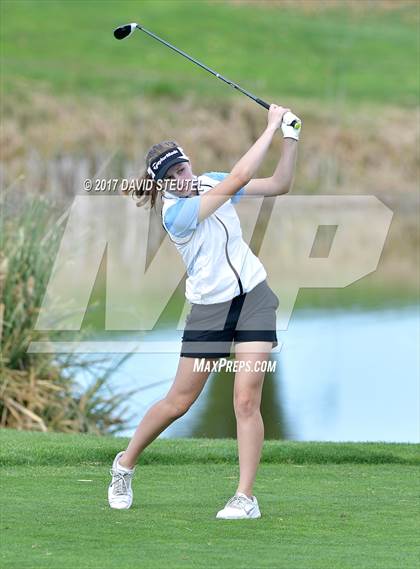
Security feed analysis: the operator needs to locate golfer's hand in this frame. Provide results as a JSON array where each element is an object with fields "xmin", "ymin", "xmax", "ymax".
[
  {"xmin": 281, "ymin": 111, "xmax": 302, "ymax": 141},
  {"xmin": 267, "ymin": 104, "xmax": 290, "ymax": 131}
]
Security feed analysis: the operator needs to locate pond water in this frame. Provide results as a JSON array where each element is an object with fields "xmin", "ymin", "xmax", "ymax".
[{"xmin": 75, "ymin": 306, "xmax": 419, "ymax": 443}]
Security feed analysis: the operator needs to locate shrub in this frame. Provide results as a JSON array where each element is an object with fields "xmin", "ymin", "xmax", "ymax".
[{"xmin": 0, "ymin": 193, "xmax": 134, "ymax": 434}]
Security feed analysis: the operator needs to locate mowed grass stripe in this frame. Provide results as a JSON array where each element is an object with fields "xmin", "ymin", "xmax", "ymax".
[
  {"xmin": 1, "ymin": 463, "xmax": 418, "ymax": 568},
  {"xmin": 1, "ymin": 0, "xmax": 418, "ymax": 105},
  {"xmin": 0, "ymin": 431, "xmax": 419, "ymax": 466}
]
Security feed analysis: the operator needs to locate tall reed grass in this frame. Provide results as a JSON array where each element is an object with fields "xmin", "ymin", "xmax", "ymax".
[{"xmin": 0, "ymin": 193, "xmax": 134, "ymax": 434}]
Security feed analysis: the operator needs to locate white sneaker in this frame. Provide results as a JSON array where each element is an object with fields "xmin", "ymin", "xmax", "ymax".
[
  {"xmin": 108, "ymin": 451, "xmax": 135, "ymax": 510},
  {"xmin": 216, "ymin": 492, "xmax": 261, "ymax": 519}
]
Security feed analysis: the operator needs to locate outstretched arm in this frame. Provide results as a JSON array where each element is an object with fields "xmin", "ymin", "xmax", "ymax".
[{"xmin": 198, "ymin": 104, "xmax": 289, "ymax": 222}]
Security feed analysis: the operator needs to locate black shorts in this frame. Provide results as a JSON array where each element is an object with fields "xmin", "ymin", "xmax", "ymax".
[{"xmin": 180, "ymin": 279, "xmax": 279, "ymax": 359}]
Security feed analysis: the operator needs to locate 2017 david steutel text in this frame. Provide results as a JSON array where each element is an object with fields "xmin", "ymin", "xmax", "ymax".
[{"xmin": 83, "ymin": 178, "xmax": 203, "ymax": 193}]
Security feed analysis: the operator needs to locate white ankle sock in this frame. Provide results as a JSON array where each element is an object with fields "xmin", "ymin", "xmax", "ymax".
[{"xmin": 117, "ymin": 461, "xmax": 134, "ymax": 473}]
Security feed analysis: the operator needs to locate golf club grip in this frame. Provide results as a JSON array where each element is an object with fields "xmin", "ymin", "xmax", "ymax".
[
  {"xmin": 256, "ymin": 99, "xmax": 300, "ymax": 128},
  {"xmin": 255, "ymin": 98, "xmax": 270, "ymax": 110}
]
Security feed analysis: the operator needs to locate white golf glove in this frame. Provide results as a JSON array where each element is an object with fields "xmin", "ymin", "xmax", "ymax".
[{"xmin": 281, "ymin": 111, "xmax": 302, "ymax": 141}]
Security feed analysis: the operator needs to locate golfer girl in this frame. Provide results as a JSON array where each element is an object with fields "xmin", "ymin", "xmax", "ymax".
[{"xmin": 108, "ymin": 104, "xmax": 301, "ymax": 519}]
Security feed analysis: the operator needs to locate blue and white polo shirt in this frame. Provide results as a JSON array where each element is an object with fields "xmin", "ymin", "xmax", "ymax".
[{"xmin": 161, "ymin": 172, "xmax": 267, "ymax": 305}]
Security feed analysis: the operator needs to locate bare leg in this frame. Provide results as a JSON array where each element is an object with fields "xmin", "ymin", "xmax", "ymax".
[
  {"xmin": 233, "ymin": 341, "xmax": 271, "ymax": 498},
  {"xmin": 119, "ymin": 356, "xmax": 212, "ymax": 469}
]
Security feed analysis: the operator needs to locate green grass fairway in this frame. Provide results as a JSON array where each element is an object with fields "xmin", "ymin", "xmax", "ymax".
[
  {"xmin": 1, "ymin": 431, "xmax": 419, "ymax": 568},
  {"xmin": 1, "ymin": 0, "xmax": 418, "ymax": 105}
]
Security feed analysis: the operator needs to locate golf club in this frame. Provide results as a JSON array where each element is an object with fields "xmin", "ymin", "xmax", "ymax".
[{"xmin": 113, "ymin": 22, "xmax": 301, "ymax": 130}]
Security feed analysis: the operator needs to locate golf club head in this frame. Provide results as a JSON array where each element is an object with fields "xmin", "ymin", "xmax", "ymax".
[{"xmin": 113, "ymin": 23, "xmax": 138, "ymax": 40}]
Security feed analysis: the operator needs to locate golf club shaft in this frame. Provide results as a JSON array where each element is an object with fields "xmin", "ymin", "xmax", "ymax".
[{"xmin": 135, "ymin": 24, "xmax": 270, "ymax": 110}]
